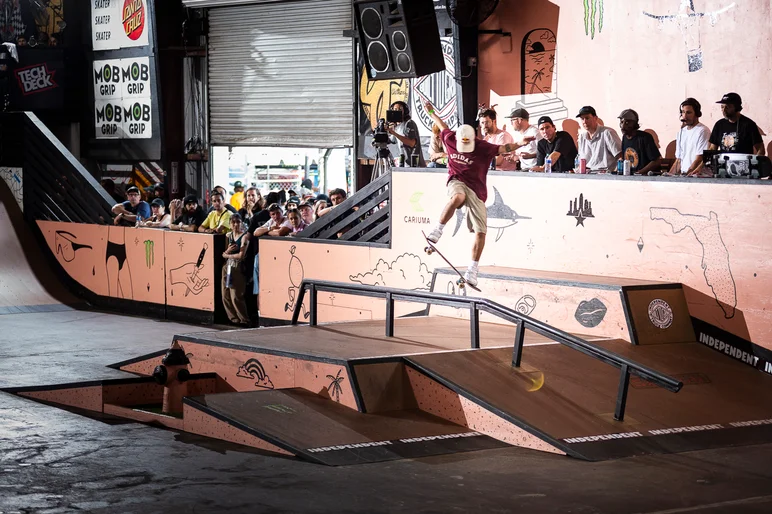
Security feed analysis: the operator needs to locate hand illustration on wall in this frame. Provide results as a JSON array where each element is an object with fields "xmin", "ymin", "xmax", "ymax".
[{"xmin": 169, "ymin": 243, "xmax": 210, "ymax": 297}]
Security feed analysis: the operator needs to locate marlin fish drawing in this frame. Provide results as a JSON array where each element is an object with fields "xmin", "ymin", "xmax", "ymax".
[{"xmin": 452, "ymin": 186, "xmax": 531, "ymax": 242}]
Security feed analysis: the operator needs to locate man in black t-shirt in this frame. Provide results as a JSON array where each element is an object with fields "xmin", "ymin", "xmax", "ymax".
[
  {"xmin": 618, "ymin": 109, "xmax": 662, "ymax": 175},
  {"xmin": 534, "ymin": 116, "xmax": 578, "ymax": 172},
  {"xmin": 169, "ymin": 195, "xmax": 207, "ymax": 232},
  {"xmin": 708, "ymin": 92, "xmax": 764, "ymax": 155}
]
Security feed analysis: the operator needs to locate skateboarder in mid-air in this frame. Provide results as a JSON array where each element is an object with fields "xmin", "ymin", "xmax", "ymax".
[{"xmin": 424, "ymin": 101, "xmax": 534, "ymax": 287}]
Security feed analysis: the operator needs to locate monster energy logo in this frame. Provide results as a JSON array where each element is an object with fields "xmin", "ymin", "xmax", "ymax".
[
  {"xmin": 584, "ymin": 0, "xmax": 604, "ymax": 39},
  {"xmin": 144, "ymin": 240, "xmax": 154, "ymax": 268}
]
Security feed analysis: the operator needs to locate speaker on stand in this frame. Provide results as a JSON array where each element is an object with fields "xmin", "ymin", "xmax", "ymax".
[{"xmin": 354, "ymin": 0, "xmax": 444, "ymax": 80}]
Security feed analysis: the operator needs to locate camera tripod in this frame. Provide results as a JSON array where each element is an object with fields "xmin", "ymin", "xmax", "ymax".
[{"xmin": 371, "ymin": 146, "xmax": 393, "ymax": 182}]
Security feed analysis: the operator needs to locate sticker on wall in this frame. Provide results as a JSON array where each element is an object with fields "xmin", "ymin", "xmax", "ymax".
[
  {"xmin": 236, "ymin": 358, "xmax": 275, "ymax": 389},
  {"xmin": 515, "ymin": 295, "xmax": 537, "ymax": 316},
  {"xmin": 648, "ymin": 299, "xmax": 674, "ymax": 329},
  {"xmin": 326, "ymin": 370, "xmax": 345, "ymax": 403},
  {"xmin": 284, "ymin": 245, "xmax": 309, "ymax": 319},
  {"xmin": 650, "ymin": 207, "xmax": 736, "ymax": 318},
  {"xmin": 452, "ymin": 186, "xmax": 530, "ymax": 241},
  {"xmin": 574, "ymin": 298, "xmax": 607, "ymax": 328},
  {"xmin": 350, "ymin": 253, "xmax": 432, "ymax": 290},
  {"xmin": 567, "ymin": 193, "xmax": 594, "ymax": 226},
  {"xmin": 643, "ymin": 1, "xmax": 736, "ymax": 73}
]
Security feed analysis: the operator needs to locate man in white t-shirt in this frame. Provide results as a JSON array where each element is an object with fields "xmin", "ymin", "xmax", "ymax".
[
  {"xmin": 504, "ymin": 108, "xmax": 540, "ymax": 170},
  {"xmin": 253, "ymin": 203, "xmax": 292, "ymax": 237},
  {"xmin": 479, "ymin": 108, "xmax": 515, "ymax": 170},
  {"xmin": 666, "ymin": 98, "xmax": 712, "ymax": 176},
  {"xmin": 576, "ymin": 106, "xmax": 622, "ymax": 173}
]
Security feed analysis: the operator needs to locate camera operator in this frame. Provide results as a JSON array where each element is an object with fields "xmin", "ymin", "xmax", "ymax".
[{"xmin": 386, "ymin": 101, "xmax": 426, "ymax": 167}]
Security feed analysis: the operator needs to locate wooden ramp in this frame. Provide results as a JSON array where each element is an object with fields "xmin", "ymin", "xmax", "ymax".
[
  {"xmin": 0, "ymin": 177, "xmax": 79, "ymax": 314},
  {"xmin": 183, "ymin": 388, "xmax": 508, "ymax": 466},
  {"xmin": 405, "ymin": 341, "xmax": 772, "ymax": 460}
]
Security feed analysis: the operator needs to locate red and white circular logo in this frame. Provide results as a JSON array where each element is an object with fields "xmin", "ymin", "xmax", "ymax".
[{"xmin": 122, "ymin": 0, "xmax": 146, "ymax": 41}]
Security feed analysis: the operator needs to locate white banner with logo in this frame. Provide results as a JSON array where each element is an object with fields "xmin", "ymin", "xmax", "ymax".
[
  {"xmin": 93, "ymin": 57, "xmax": 152, "ymax": 139},
  {"xmin": 92, "ymin": 0, "xmax": 150, "ymax": 51}
]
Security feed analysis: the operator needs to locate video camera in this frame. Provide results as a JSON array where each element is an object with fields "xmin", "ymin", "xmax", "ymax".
[{"xmin": 372, "ymin": 118, "xmax": 390, "ymax": 145}]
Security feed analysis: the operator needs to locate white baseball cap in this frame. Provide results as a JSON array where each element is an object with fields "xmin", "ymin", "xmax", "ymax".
[{"xmin": 456, "ymin": 125, "xmax": 476, "ymax": 153}]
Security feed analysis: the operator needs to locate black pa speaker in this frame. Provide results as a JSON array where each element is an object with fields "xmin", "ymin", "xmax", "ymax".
[{"xmin": 354, "ymin": 0, "xmax": 444, "ymax": 80}]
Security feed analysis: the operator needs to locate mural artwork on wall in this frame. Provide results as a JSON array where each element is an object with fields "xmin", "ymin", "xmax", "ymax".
[
  {"xmin": 284, "ymin": 245, "xmax": 309, "ymax": 319},
  {"xmin": 650, "ymin": 208, "xmax": 736, "ymax": 318},
  {"xmin": 574, "ymin": 298, "xmax": 608, "ymax": 328},
  {"xmin": 583, "ymin": 0, "xmax": 605, "ymax": 39},
  {"xmin": 516, "ymin": 29, "xmax": 568, "ymax": 123},
  {"xmin": 567, "ymin": 193, "xmax": 595, "ymax": 227},
  {"xmin": 326, "ymin": 369, "xmax": 345, "ymax": 403},
  {"xmin": 452, "ymin": 186, "xmax": 531, "ymax": 241},
  {"xmin": 643, "ymin": 1, "xmax": 736, "ymax": 72},
  {"xmin": 55, "ymin": 231, "xmax": 93, "ymax": 262},
  {"xmin": 236, "ymin": 358, "xmax": 275, "ymax": 390},
  {"xmin": 349, "ymin": 253, "xmax": 433, "ymax": 290},
  {"xmin": 168, "ymin": 243, "xmax": 210, "ymax": 297},
  {"xmin": 106, "ymin": 225, "xmax": 133, "ymax": 299}
]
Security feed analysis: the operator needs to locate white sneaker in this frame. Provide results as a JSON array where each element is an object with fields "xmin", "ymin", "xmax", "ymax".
[
  {"xmin": 463, "ymin": 268, "xmax": 478, "ymax": 287},
  {"xmin": 427, "ymin": 227, "xmax": 443, "ymax": 243}
]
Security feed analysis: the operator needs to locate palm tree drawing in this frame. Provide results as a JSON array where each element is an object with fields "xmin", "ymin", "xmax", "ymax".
[{"xmin": 326, "ymin": 370, "xmax": 345, "ymax": 402}]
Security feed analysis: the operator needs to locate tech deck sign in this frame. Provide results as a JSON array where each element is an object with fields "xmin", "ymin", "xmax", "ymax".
[
  {"xmin": 93, "ymin": 58, "xmax": 152, "ymax": 139},
  {"xmin": 91, "ymin": 0, "xmax": 149, "ymax": 51}
]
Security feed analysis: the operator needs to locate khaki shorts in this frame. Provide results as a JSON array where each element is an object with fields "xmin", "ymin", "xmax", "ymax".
[{"xmin": 447, "ymin": 179, "xmax": 487, "ymax": 234}]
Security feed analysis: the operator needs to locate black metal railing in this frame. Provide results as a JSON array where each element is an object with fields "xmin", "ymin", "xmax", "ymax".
[
  {"xmin": 291, "ymin": 280, "xmax": 683, "ymax": 421},
  {"xmin": 1, "ymin": 112, "xmax": 115, "ymax": 224},
  {"xmin": 297, "ymin": 172, "xmax": 390, "ymax": 244}
]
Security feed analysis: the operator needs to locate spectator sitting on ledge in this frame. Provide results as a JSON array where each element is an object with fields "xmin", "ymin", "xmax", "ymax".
[{"xmin": 112, "ymin": 185, "xmax": 151, "ymax": 226}]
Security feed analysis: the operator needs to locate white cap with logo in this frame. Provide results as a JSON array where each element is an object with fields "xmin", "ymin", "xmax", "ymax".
[{"xmin": 456, "ymin": 125, "xmax": 476, "ymax": 153}]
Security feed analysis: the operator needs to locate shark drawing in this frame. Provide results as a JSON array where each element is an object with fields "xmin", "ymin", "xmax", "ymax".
[{"xmin": 452, "ymin": 186, "xmax": 531, "ymax": 242}]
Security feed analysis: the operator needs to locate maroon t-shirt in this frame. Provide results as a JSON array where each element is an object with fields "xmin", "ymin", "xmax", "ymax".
[{"xmin": 441, "ymin": 129, "xmax": 499, "ymax": 202}]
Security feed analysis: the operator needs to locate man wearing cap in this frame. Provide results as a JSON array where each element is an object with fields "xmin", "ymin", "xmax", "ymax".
[
  {"xmin": 170, "ymin": 195, "xmax": 207, "ymax": 232},
  {"xmin": 576, "ymin": 106, "xmax": 622, "ymax": 173},
  {"xmin": 111, "ymin": 185, "xmax": 152, "ymax": 226},
  {"xmin": 533, "ymin": 116, "xmax": 578, "ymax": 173},
  {"xmin": 708, "ymin": 92, "xmax": 764, "ymax": 155},
  {"xmin": 504, "ymin": 108, "xmax": 540, "ymax": 170},
  {"xmin": 478, "ymin": 108, "xmax": 516, "ymax": 170},
  {"xmin": 666, "ymin": 98, "xmax": 711, "ymax": 176},
  {"xmin": 199, "ymin": 190, "xmax": 232, "ymax": 234},
  {"xmin": 142, "ymin": 198, "xmax": 172, "ymax": 228},
  {"xmin": 230, "ymin": 181, "xmax": 245, "ymax": 211},
  {"xmin": 618, "ymin": 109, "xmax": 662, "ymax": 175},
  {"xmin": 298, "ymin": 201, "xmax": 315, "ymax": 226},
  {"xmin": 423, "ymin": 100, "xmax": 535, "ymax": 287}
]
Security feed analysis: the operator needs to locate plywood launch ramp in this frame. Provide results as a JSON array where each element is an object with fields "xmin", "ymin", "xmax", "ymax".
[
  {"xmin": 0, "ymin": 178, "xmax": 79, "ymax": 313},
  {"xmin": 183, "ymin": 388, "xmax": 508, "ymax": 466}
]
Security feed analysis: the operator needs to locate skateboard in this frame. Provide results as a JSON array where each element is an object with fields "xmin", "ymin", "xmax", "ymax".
[{"xmin": 422, "ymin": 231, "xmax": 481, "ymax": 292}]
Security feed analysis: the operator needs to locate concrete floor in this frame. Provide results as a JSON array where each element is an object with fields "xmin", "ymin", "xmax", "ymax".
[{"xmin": 2, "ymin": 309, "xmax": 772, "ymax": 513}]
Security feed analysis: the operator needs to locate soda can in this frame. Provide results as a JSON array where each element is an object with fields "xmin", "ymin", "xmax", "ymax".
[
  {"xmin": 579, "ymin": 158, "xmax": 587, "ymax": 174},
  {"xmin": 616, "ymin": 160, "xmax": 623, "ymax": 174},
  {"xmin": 623, "ymin": 160, "xmax": 631, "ymax": 176}
]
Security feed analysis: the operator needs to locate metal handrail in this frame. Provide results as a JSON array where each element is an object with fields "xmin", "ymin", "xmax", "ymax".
[{"xmin": 291, "ymin": 279, "xmax": 683, "ymax": 421}]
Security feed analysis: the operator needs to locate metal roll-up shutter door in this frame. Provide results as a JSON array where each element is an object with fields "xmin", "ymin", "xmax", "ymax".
[{"xmin": 208, "ymin": 0, "xmax": 353, "ymax": 147}]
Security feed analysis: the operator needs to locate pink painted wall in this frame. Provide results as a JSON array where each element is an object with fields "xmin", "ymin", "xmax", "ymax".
[{"xmin": 479, "ymin": 1, "xmax": 771, "ymax": 155}]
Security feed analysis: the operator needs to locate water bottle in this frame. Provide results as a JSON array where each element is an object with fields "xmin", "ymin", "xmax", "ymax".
[
  {"xmin": 398, "ymin": 154, "xmax": 406, "ymax": 167},
  {"xmin": 410, "ymin": 146, "xmax": 420, "ymax": 167},
  {"xmin": 135, "ymin": 215, "xmax": 142, "ymax": 228},
  {"xmin": 574, "ymin": 155, "xmax": 580, "ymax": 173},
  {"xmin": 545, "ymin": 157, "xmax": 552, "ymax": 174}
]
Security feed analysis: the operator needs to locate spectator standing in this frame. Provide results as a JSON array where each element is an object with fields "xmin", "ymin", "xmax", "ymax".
[
  {"xmin": 199, "ymin": 191, "xmax": 232, "ymax": 234},
  {"xmin": 170, "ymin": 195, "xmax": 207, "ymax": 232},
  {"xmin": 221, "ymin": 213, "xmax": 251, "ymax": 325},
  {"xmin": 287, "ymin": 208, "xmax": 307, "ymax": 236},
  {"xmin": 230, "ymin": 181, "xmax": 245, "ymax": 210},
  {"xmin": 142, "ymin": 199, "xmax": 171, "ymax": 228}
]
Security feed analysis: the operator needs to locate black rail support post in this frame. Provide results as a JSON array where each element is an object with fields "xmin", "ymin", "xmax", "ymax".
[
  {"xmin": 470, "ymin": 302, "xmax": 480, "ymax": 349},
  {"xmin": 614, "ymin": 364, "xmax": 630, "ymax": 421},
  {"xmin": 291, "ymin": 283, "xmax": 306, "ymax": 325},
  {"xmin": 512, "ymin": 320, "xmax": 525, "ymax": 367},
  {"xmin": 309, "ymin": 285, "xmax": 318, "ymax": 326},
  {"xmin": 385, "ymin": 292, "xmax": 394, "ymax": 337}
]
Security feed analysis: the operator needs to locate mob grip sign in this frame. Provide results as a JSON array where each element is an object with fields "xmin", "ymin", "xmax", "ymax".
[{"xmin": 93, "ymin": 57, "xmax": 153, "ymax": 139}]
